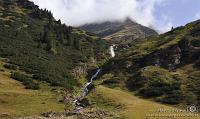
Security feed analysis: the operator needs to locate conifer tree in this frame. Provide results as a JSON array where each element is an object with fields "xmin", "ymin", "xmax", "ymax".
[
  {"xmin": 74, "ymin": 38, "xmax": 81, "ymax": 50},
  {"xmin": 42, "ymin": 20, "xmax": 56, "ymax": 53}
]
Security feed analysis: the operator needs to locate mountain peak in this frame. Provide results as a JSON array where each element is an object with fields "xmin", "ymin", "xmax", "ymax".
[
  {"xmin": 124, "ymin": 17, "xmax": 134, "ymax": 23},
  {"xmin": 80, "ymin": 19, "xmax": 158, "ymax": 43}
]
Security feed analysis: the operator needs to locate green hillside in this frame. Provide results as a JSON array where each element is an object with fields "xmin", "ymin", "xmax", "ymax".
[
  {"xmin": 0, "ymin": 0, "xmax": 110, "ymax": 91},
  {"xmin": 102, "ymin": 20, "xmax": 200, "ymax": 106}
]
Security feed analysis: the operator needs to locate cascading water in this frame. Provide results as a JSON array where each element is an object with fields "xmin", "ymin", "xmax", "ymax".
[
  {"xmin": 74, "ymin": 45, "xmax": 115, "ymax": 109},
  {"xmin": 74, "ymin": 69, "xmax": 101, "ymax": 106},
  {"xmin": 110, "ymin": 45, "xmax": 115, "ymax": 58}
]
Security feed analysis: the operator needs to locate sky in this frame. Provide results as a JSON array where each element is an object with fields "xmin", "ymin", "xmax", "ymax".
[{"xmin": 31, "ymin": 0, "xmax": 200, "ymax": 33}]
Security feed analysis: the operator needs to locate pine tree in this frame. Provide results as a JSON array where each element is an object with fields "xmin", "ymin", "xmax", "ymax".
[
  {"xmin": 42, "ymin": 20, "xmax": 57, "ymax": 54},
  {"xmin": 57, "ymin": 19, "xmax": 61, "ymax": 25},
  {"xmin": 60, "ymin": 32, "xmax": 65, "ymax": 44},
  {"xmin": 74, "ymin": 37, "xmax": 81, "ymax": 50},
  {"xmin": 46, "ymin": 31, "xmax": 57, "ymax": 54},
  {"xmin": 68, "ymin": 33, "xmax": 74, "ymax": 46}
]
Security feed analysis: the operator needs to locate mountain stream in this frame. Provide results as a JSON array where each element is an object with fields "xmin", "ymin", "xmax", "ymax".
[{"xmin": 73, "ymin": 45, "xmax": 115, "ymax": 111}]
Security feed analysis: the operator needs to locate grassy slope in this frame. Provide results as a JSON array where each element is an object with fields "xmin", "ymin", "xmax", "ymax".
[
  {"xmin": 90, "ymin": 85, "xmax": 199, "ymax": 119},
  {"xmin": 0, "ymin": 0, "xmax": 110, "ymax": 92},
  {"xmin": 0, "ymin": 59, "xmax": 64, "ymax": 117},
  {"xmin": 102, "ymin": 20, "xmax": 200, "ymax": 106}
]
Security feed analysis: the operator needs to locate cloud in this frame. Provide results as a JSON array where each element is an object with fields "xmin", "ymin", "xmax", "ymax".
[
  {"xmin": 154, "ymin": 14, "xmax": 173, "ymax": 33},
  {"xmin": 31, "ymin": 0, "xmax": 171, "ymax": 32},
  {"xmin": 194, "ymin": 12, "xmax": 200, "ymax": 20}
]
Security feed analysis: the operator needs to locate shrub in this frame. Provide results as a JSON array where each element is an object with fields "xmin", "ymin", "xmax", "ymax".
[
  {"xmin": 191, "ymin": 39, "xmax": 200, "ymax": 47},
  {"xmin": 184, "ymin": 92, "xmax": 198, "ymax": 104},
  {"xmin": 102, "ymin": 77, "xmax": 122, "ymax": 88},
  {"xmin": 160, "ymin": 91, "xmax": 183, "ymax": 104},
  {"xmin": 11, "ymin": 72, "xmax": 39, "ymax": 90},
  {"xmin": 102, "ymin": 78, "xmax": 119, "ymax": 85},
  {"xmin": 3, "ymin": 64, "xmax": 18, "ymax": 70},
  {"xmin": 139, "ymin": 87, "xmax": 164, "ymax": 97}
]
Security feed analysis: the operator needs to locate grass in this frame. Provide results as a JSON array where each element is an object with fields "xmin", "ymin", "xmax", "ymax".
[
  {"xmin": 72, "ymin": 28, "xmax": 99, "ymax": 39},
  {"xmin": 89, "ymin": 85, "xmax": 199, "ymax": 119},
  {"xmin": 0, "ymin": 59, "xmax": 64, "ymax": 117}
]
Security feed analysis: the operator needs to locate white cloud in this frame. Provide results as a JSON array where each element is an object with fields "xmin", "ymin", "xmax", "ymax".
[
  {"xmin": 194, "ymin": 12, "xmax": 200, "ymax": 20},
  {"xmin": 154, "ymin": 15, "xmax": 173, "ymax": 33},
  {"xmin": 31, "ymin": 0, "xmax": 170, "ymax": 32}
]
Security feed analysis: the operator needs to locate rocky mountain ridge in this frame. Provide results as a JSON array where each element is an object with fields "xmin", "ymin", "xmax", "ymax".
[{"xmin": 80, "ymin": 18, "xmax": 158, "ymax": 43}]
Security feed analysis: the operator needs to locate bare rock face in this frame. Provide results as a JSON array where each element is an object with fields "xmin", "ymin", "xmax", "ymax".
[
  {"xmin": 139, "ymin": 37, "xmax": 200, "ymax": 70},
  {"xmin": 151, "ymin": 46, "xmax": 181, "ymax": 69},
  {"xmin": 80, "ymin": 18, "xmax": 158, "ymax": 43}
]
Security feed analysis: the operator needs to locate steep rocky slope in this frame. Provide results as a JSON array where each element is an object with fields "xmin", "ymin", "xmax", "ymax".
[{"xmin": 80, "ymin": 18, "xmax": 158, "ymax": 43}]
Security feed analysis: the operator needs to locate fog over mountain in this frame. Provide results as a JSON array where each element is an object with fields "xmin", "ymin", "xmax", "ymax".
[{"xmin": 31, "ymin": 0, "xmax": 171, "ymax": 33}]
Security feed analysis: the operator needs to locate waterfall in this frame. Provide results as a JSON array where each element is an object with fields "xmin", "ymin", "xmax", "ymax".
[
  {"xmin": 110, "ymin": 45, "xmax": 115, "ymax": 58},
  {"xmin": 82, "ymin": 68, "xmax": 101, "ymax": 98},
  {"xmin": 75, "ymin": 69, "xmax": 101, "ymax": 106},
  {"xmin": 90, "ymin": 69, "xmax": 101, "ymax": 82},
  {"xmin": 74, "ymin": 45, "xmax": 115, "ymax": 109}
]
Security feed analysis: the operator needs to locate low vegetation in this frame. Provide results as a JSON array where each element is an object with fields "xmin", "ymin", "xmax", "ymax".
[
  {"xmin": 0, "ymin": 59, "xmax": 64, "ymax": 118},
  {"xmin": 11, "ymin": 72, "xmax": 39, "ymax": 90},
  {"xmin": 127, "ymin": 66, "xmax": 184, "ymax": 104},
  {"xmin": 3, "ymin": 63, "xmax": 18, "ymax": 70},
  {"xmin": 0, "ymin": 0, "xmax": 110, "ymax": 92}
]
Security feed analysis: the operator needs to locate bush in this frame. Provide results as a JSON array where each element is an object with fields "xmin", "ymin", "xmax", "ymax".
[
  {"xmin": 160, "ymin": 91, "xmax": 183, "ymax": 104},
  {"xmin": 102, "ymin": 78, "xmax": 119, "ymax": 85},
  {"xmin": 11, "ymin": 72, "xmax": 39, "ymax": 90},
  {"xmin": 3, "ymin": 64, "xmax": 18, "ymax": 70},
  {"xmin": 139, "ymin": 87, "xmax": 164, "ymax": 97},
  {"xmin": 184, "ymin": 92, "xmax": 198, "ymax": 104},
  {"xmin": 102, "ymin": 77, "xmax": 122, "ymax": 88},
  {"xmin": 191, "ymin": 39, "xmax": 200, "ymax": 47}
]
